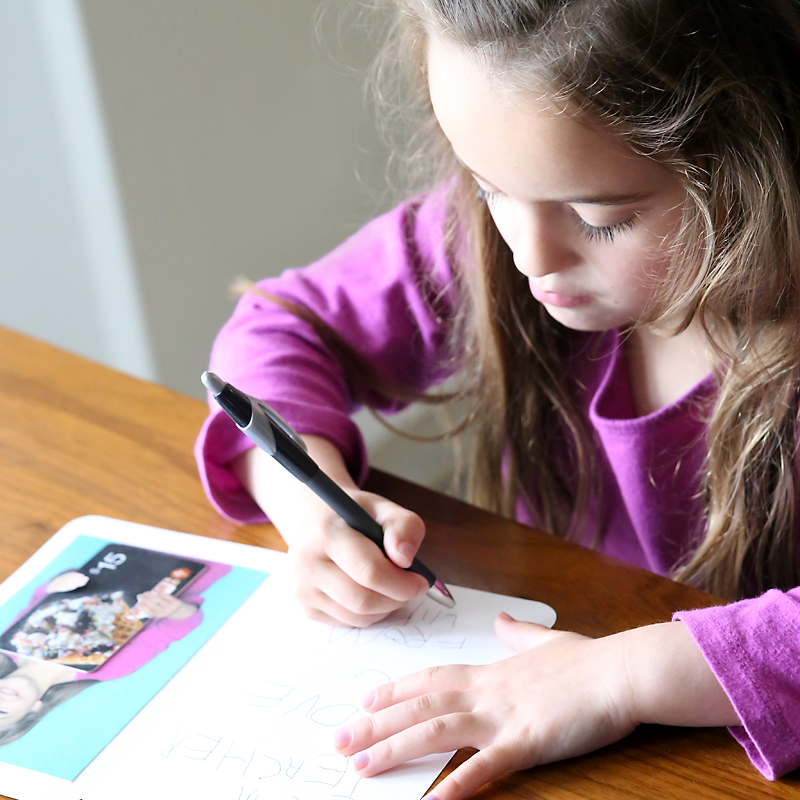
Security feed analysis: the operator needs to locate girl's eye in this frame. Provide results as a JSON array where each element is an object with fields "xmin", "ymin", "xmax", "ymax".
[{"xmin": 577, "ymin": 216, "xmax": 635, "ymax": 243}]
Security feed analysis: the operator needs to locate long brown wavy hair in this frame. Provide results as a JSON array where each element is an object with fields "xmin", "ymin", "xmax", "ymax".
[{"xmin": 253, "ymin": 0, "xmax": 800, "ymax": 600}]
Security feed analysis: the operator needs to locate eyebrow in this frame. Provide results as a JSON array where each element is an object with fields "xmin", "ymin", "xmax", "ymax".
[{"xmin": 458, "ymin": 159, "xmax": 651, "ymax": 206}]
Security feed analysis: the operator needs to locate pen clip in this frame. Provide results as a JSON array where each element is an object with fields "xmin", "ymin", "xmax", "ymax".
[{"xmin": 252, "ymin": 399, "xmax": 309, "ymax": 454}]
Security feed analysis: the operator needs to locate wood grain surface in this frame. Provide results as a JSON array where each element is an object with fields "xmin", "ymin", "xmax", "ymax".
[{"xmin": 1, "ymin": 325, "xmax": 797, "ymax": 799}]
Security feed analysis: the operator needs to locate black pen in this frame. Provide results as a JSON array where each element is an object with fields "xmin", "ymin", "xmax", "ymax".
[{"xmin": 201, "ymin": 371, "xmax": 456, "ymax": 608}]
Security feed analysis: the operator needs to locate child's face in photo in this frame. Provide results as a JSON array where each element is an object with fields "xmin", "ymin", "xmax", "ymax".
[
  {"xmin": 427, "ymin": 34, "xmax": 688, "ymax": 333},
  {"xmin": 0, "ymin": 675, "xmax": 41, "ymax": 726}
]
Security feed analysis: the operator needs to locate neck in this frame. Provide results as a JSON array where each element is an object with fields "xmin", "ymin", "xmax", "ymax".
[{"xmin": 624, "ymin": 320, "xmax": 713, "ymax": 417}]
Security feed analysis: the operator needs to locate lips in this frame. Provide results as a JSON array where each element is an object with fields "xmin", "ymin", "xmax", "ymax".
[{"xmin": 528, "ymin": 281, "xmax": 591, "ymax": 309}]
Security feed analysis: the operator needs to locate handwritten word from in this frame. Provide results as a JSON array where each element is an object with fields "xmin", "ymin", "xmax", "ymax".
[{"xmin": 327, "ymin": 599, "xmax": 465, "ymax": 651}]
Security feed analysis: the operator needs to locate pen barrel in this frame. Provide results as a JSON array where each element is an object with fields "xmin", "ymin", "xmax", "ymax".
[
  {"xmin": 270, "ymin": 424, "xmax": 318, "ymax": 482},
  {"xmin": 208, "ymin": 375, "xmax": 443, "ymax": 593},
  {"xmin": 306, "ymin": 471, "xmax": 436, "ymax": 587},
  {"xmin": 406, "ymin": 555, "xmax": 437, "ymax": 587}
]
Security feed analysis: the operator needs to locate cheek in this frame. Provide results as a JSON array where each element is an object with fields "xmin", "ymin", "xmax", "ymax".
[
  {"xmin": 485, "ymin": 204, "xmax": 518, "ymax": 251},
  {"xmin": 610, "ymin": 251, "xmax": 669, "ymax": 311}
]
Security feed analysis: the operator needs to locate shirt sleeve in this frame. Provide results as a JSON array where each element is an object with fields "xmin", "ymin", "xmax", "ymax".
[
  {"xmin": 674, "ymin": 588, "xmax": 800, "ymax": 779},
  {"xmin": 195, "ymin": 190, "xmax": 460, "ymax": 523}
]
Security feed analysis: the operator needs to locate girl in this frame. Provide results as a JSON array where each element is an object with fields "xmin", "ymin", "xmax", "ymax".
[{"xmin": 196, "ymin": 0, "xmax": 800, "ymax": 796}]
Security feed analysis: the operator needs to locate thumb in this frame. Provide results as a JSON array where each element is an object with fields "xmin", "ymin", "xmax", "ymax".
[
  {"xmin": 379, "ymin": 506, "xmax": 426, "ymax": 569},
  {"xmin": 495, "ymin": 611, "xmax": 561, "ymax": 652}
]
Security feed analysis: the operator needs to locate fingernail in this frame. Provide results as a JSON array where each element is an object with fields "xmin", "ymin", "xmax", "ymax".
[
  {"xmin": 424, "ymin": 794, "xmax": 439, "ymax": 800},
  {"xmin": 334, "ymin": 728, "xmax": 351, "ymax": 749},
  {"xmin": 498, "ymin": 611, "xmax": 513, "ymax": 621},
  {"xmin": 361, "ymin": 689, "xmax": 376, "ymax": 708},
  {"xmin": 396, "ymin": 541, "xmax": 414, "ymax": 567},
  {"xmin": 353, "ymin": 751, "xmax": 369, "ymax": 770}
]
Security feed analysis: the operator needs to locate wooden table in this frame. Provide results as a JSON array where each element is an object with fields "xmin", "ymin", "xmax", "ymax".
[{"xmin": 1, "ymin": 324, "xmax": 797, "ymax": 799}]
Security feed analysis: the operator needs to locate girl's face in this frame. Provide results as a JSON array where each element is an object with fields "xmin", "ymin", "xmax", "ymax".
[{"xmin": 427, "ymin": 35, "xmax": 688, "ymax": 332}]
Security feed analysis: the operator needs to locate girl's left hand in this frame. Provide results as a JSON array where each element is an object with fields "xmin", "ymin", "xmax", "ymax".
[{"xmin": 334, "ymin": 613, "xmax": 638, "ymax": 800}]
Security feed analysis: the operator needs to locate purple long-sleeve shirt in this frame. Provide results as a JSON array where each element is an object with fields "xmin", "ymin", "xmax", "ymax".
[{"xmin": 195, "ymin": 191, "xmax": 800, "ymax": 780}]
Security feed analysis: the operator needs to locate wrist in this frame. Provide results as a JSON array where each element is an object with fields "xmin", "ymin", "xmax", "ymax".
[
  {"xmin": 234, "ymin": 435, "xmax": 358, "ymax": 493},
  {"xmin": 621, "ymin": 621, "xmax": 740, "ymax": 728},
  {"xmin": 233, "ymin": 435, "xmax": 359, "ymax": 544},
  {"xmin": 302, "ymin": 436, "xmax": 360, "ymax": 490}
]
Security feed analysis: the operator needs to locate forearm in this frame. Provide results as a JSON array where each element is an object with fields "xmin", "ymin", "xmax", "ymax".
[
  {"xmin": 621, "ymin": 621, "xmax": 740, "ymax": 727},
  {"xmin": 232, "ymin": 435, "xmax": 358, "ymax": 544}
]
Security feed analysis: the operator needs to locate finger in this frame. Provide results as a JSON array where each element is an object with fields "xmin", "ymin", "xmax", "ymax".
[
  {"xmin": 425, "ymin": 744, "xmax": 518, "ymax": 800},
  {"xmin": 348, "ymin": 712, "xmax": 482, "ymax": 778},
  {"xmin": 137, "ymin": 593, "xmax": 171, "ymax": 613},
  {"xmin": 288, "ymin": 542, "xmax": 407, "ymax": 618},
  {"xmin": 290, "ymin": 553, "xmax": 397, "ymax": 627},
  {"xmin": 324, "ymin": 524, "xmax": 429, "ymax": 602},
  {"xmin": 312, "ymin": 558, "xmax": 409, "ymax": 617},
  {"xmin": 336, "ymin": 690, "xmax": 470, "ymax": 755},
  {"xmin": 494, "ymin": 612, "xmax": 565, "ymax": 652},
  {"xmin": 366, "ymin": 664, "xmax": 477, "ymax": 712},
  {"xmin": 61, "ymin": 572, "xmax": 89, "ymax": 590},
  {"xmin": 300, "ymin": 584, "xmax": 398, "ymax": 629},
  {"xmin": 373, "ymin": 503, "xmax": 426, "ymax": 569}
]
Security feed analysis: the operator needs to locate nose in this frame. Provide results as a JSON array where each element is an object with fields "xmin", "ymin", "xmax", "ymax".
[{"xmin": 510, "ymin": 207, "xmax": 578, "ymax": 279}]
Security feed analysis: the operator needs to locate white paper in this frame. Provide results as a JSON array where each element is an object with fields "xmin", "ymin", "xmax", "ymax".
[{"xmin": 0, "ymin": 516, "xmax": 556, "ymax": 800}]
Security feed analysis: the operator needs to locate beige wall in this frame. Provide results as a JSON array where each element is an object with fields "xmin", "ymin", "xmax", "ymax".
[
  {"xmin": 80, "ymin": 0, "xmax": 393, "ymax": 399},
  {"xmin": 0, "ymin": 0, "xmax": 154, "ymax": 377},
  {"xmin": 0, "ymin": 0, "xmax": 454, "ymax": 489},
  {"xmin": 81, "ymin": 1, "xmax": 455, "ymax": 489}
]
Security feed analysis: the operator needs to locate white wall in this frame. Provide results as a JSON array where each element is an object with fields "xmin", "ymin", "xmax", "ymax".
[
  {"xmin": 0, "ymin": 0, "xmax": 456, "ymax": 491},
  {"xmin": 0, "ymin": 0, "xmax": 153, "ymax": 378},
  {"xmin": 79, "ymin": 0, "xmax": 393, "ymax": 401}
]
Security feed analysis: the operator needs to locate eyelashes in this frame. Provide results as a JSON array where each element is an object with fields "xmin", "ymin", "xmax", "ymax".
[
  {"xmin": 476, "ymin": 188, "xmax": 636, "ymax": 244},
  {"xmin": 476, "ymin": 187, "xmax": 501, "ymax": 205},
  {"xmin": 576, "ymin": 217, "xmax": 636, "ymax": 243}
]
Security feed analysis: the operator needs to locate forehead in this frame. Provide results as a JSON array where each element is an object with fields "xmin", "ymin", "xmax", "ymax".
[{"xmin": 426, "ymin": 34, "xmax": 670, "ymax": 201}]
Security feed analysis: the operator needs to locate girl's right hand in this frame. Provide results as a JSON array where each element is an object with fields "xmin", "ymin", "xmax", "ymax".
[
  {"xmin": 233, "ymin": 437, "xmax": 430, "ymax": 628},
  {"xmin": 286, "ymin": 486, "xmax": 431, "ymax": 627}
]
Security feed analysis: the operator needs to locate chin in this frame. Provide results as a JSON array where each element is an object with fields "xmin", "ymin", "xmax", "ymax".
[{"xmin": 542, "ymin": 306, "xmax": 625, "ymax": 333}]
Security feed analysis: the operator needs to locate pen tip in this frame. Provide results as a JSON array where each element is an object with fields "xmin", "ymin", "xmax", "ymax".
[
  {"xmin": 201, "ymin": 371, "xmax": 225, "ymax": 395},
  {"xmin": 427, "ymin": 580, "xmax": 456, "ymax": 609}
]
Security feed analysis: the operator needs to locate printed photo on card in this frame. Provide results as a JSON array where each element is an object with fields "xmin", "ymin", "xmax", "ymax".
[{"xmin": 0, "ymin": 530, "xmax": 268, "ymax": 781}]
